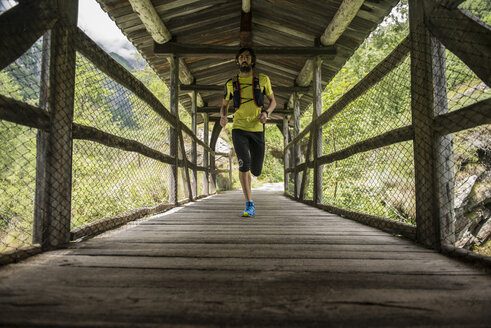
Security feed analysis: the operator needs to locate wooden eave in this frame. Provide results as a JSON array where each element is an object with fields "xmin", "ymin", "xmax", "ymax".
[{"xmin": 95, "ymin": 0, "xmax": 399, "ymax": 122}]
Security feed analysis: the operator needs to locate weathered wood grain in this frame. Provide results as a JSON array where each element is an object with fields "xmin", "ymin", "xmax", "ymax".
[
  {"xmin": 0, "ymin": 189, "xmax": 490, "ymax": 327},
  {"xmin": 33, "ymin": 1, "xmax": 78, "ymax": 250}
]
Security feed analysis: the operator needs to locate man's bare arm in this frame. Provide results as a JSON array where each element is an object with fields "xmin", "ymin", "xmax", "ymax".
[{"xmin": 259, "ymin": 93, "xmax": 277, "ymax": 124}]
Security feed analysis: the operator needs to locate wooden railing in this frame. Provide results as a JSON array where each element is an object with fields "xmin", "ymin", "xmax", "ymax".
[
  {"xmin": 283, "ymin": 0, "xmax": 491, "ymax": 250},
  {"xmin": 0, "ymin": 0, "xmax": 233, "ymax": 260}
]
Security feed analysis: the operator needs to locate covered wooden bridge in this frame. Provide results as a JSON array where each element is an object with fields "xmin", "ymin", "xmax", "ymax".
[{"xmin": 0, "ymin": 0, "xmax": 490, "ymax": 326}]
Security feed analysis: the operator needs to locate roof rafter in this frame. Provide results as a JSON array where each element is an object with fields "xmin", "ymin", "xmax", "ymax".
[
  {"xmin": 128, "ymin": 0, "xmax": 205, "ymax": 107},
  {"xmin": 128, "ymin": 0, "xmax": 171, "ymax": 44},
  {"xmin": 288, "ymin": 0, "xmax": 365, "ymax": 109},
  {"xmin": 154, "ymin": 43, "xmax": 336, "ymax": 57}
]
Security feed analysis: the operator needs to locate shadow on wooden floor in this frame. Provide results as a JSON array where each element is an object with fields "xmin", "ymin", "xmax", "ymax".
[{"xmin": 0, "ymin": 189, "xmax": 490, "ymax": 327}]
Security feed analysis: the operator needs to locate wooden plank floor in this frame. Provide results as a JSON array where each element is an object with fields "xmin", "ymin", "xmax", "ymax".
[{"xmin": 1, "ymin": 187, "xmax": 490, "ymax": 327}]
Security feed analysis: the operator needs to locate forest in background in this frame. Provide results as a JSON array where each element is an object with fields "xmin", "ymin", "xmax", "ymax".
[{"xmin": 0, "ymin": 0, "xmax": 490, "ymax": 254}]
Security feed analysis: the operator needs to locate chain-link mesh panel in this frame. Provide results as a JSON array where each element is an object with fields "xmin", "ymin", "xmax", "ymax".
[
  {"xmin": 0, "ymin": 36, "xmax": 43, "ymax": 255},
  {"xmin": 323, "ymin": 53, "xmax": 411, "ymax": 155},
  {"xmin": 197, "ymin": 171, "xmax": 204, "ymax": 196},
  {"xmin": 74, "ymin": 53, "xmax": 170, "ymax": 153},
  {"xmin": 71, "ymin": 51, "xmax": 174, "ymax": 232},
  {"xmin": 304, "ymin": 168, "xmax": 314, "ymax": 201},
  {"xmin": 0, "ymin": 122, "xmax": 36, "ymax": 253},
  {"xmin": 323, "ymin": 141, "xmax": 415, "ymax": 224},
  {"xmin": 72, "ymin": 140, "xmax": 171, "ymax": 229}
]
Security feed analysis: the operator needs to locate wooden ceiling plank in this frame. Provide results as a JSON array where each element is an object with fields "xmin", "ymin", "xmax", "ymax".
[
  {"xmin": 166, "ymin": 3, "xmax": 239, "ymax": 32},
  {"xmin": 253, "ymin": 16, "xmax": 315, "ymax": 42},
  {"xmin": 171, "ymin": 16, "xmax": 240, "ymax": 39},
  {"xmin": 252, "ymin": 28, "xmax": 312, "ymax": 47}
]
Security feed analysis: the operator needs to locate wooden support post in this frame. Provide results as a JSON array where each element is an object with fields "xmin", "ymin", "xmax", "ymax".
[
  {"xmin": 240, "ymin": 7, "xmax": 252, "ymax": 48},
  {"xmin": 228, "ymin": 152, "xmax": 233, "ymax": 190},
  {"xmin": 191, "ymin": 90, "xmax": 198, "ymax": 199},
  {"xmin": 313, "ymin": 57, "xmax": 323, "ymax": 205},
  {"xmin": 409, "ymin": 0, "xmax": 454, "ymax": 249},
  {"xmin": 178, "ymin": 128, "xmax": 193, "ymax": 202},
  {"xmin": 168, "ymin": 56, "xmax": 179, "ymax": 204},
  {"xmin": 209, "ymin": 122, "xmax": 222, "ymax": 194},
  {"xmin": 283, "ymin": 116, "xmax": 290, "ymax": 193},
  {"xmin": 433, "ymin": 43, "xmax": 456, "ymax": 245},
  {"xmin": 33, "ymin": 0, "xmax": 78, "ymax": 250},
  {"xmin": 293, "ymin": 94, "xmax": 301, "ymax": 199},
  {"xmin": 299, "ymin": 133, "xmax": 313, "ymax": 201},
  {"xmin": 203, "ymin": 113, "xmax": 209, "ymax": 195}
]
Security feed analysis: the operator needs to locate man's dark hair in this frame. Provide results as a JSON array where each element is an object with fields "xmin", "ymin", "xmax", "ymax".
[{"xmin": 235, "ymin": 47, "xmax": 256, "ymax": 68}]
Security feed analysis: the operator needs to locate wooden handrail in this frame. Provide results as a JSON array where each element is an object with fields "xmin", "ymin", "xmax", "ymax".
[
  {"xmin": 74, "ymin": 28, "xmax": 178, "ymax": 128},
  {"xmin": 285, "ymin": 37, "xmax": 410, "ymax": 151},
  {"xmin": 317, "ymin": 126, "xmax": 414, "ymax": 166},
  {"xmin": 433, "ymin": 98, "xmax": 491, "ymax": 136}
]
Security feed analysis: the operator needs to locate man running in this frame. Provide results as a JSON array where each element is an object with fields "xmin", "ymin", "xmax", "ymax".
[{"xmin": 219, "ymin": 47, "xmax": 277, "ymax": 217}]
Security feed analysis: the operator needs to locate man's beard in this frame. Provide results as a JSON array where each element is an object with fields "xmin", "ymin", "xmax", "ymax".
[{"xmin": 240, "ymin": 63, "xmax": 252, "ymax": 72}]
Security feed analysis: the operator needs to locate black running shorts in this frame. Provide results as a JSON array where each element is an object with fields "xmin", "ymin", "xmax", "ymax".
[{"xmin": 232, "ymin": 128, "xmax": 265, "ymax": 176}]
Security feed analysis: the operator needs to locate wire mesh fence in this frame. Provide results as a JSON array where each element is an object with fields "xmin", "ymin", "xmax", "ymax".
[
  {"xmin": 0, "ymin": 122, "xmax": 37, "ymax": 253},
  {"xmin": 71, "ymin": 140, "xmax": 172, "ymax": 230},
  {"xmin": 438, "ymin": 48, "xmax": 490, "ymax": 252},
  {"xmin": 0, "ymin": 12, "xmax": 218, "ymax": 261},
  {"xmin": 284, "ymin": 1, "xmax": 489, "ymax": 256},
  {"xmin": 0, "ymin": 36, "xmax": 43, "ymax": 253},
  {"xmin": 322, "ymin": 141, "xmax": 415, "ymax": 224},
  {"xmin": 71, "ymin": 52, "xmax": 174, "ymax": 231},
  {"xmin": 322, "ymin": 54, "xmax": 411, "ymax": 156},
  {"xmin": 320, "ymin": 45, "xmax": 414, "ymax": 224},
  {"xmin": 410, "ymin": 4, "xmax": 490, "ymax": 251}
]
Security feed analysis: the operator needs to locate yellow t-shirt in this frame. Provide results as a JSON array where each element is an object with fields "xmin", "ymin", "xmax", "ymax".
[{"xmin": 224, "ymin": 73, "xmax": 273, "ymax": 132}]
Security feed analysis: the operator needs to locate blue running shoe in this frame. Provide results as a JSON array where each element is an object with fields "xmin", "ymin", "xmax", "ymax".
[{"xmin": 241, "ymin": 201, "xmax": 255, "ymax": 217}]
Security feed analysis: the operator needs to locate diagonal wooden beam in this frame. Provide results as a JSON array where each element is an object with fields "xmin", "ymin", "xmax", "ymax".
[
  {"xmin": 423, "ymin": 0, "xmax": 491, "ymax": 86},
  {"xmin": 177, "ymin": 58, "xmax": 205, "ymax": 107},
  {"xmin": 0, "ymin": 0, "xmax": 58, "ymax": 71},
  {"xmin": 128, "ymin": 0, "xmax": 171, "ymax": 44},
  {"xmin": 320, "ymin": 0, "xmax": 365, "ymax": 46},
  {"xmin": 288, "ymin": 0, "xmax": 365, "ymax": 109},
  {"xmin": 127, "ymin": 0, "xmax": 204, "ymax": 107}
]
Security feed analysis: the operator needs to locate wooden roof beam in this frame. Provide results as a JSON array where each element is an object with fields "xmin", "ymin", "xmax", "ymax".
[
  {"xmin": 288, "ymin": 0, "xmax": 365, "ymax": 109},
  {"xmin": 320, "ymin": 0, "xmax": 365, "ymax": 46},
  {"xmin": 177, "ymin": 58, "xmax": 205, "ymax": 107},
  {"xmin": 128, "ymin": 0, "xmax": 204, "ymax": 107},
  {"xmin": 154, "ymin": 43, "xmax": 336, "ymax": 57},
  {"xmin": 128, "ymin": 0, "xmax": 171, "ymax": 44},
  {"xmin": 242, "ymin": 0, "xmax": 251, "ymax": 13},
  {"xmin": 240, "ymin": 0, "xmax": 252, "ymax": 47}
]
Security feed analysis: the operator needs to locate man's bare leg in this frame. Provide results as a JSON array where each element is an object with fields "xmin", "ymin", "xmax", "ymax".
[{"xmin": 239, "ymin": 171, "xmax": 252, "ymax": 202}]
